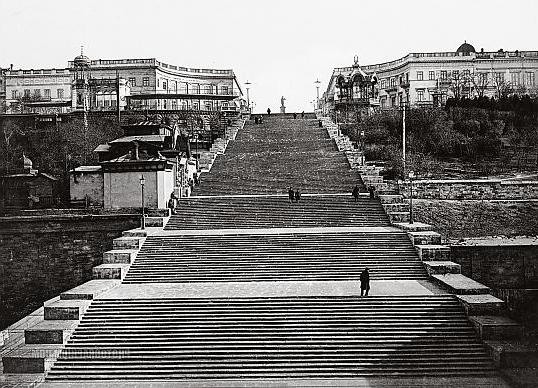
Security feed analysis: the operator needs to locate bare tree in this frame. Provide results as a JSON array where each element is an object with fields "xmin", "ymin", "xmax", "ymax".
[{"xmin": 470, "ymin": 72, "xmax": 491, "ymax": 98}]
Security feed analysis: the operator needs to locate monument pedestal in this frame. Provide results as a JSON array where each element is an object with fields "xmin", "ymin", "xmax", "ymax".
[{"xmin": 280, "ymin": 105, "xmax": 286, "ymax": 114}]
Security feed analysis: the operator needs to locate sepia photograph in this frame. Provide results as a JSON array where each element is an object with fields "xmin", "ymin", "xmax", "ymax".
[{"xmin": 0, "ymin": 0, "xmax": 537, "ymax": 387}]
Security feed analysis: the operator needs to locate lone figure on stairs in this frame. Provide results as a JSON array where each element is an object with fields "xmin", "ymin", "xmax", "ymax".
[
  {"xmin": 294, "ymin": 190, "xmax": 301, "ymax": 203},
  {"xmin": 288, "ymin": 188, "xmax": 295, "ymax": 203},
  {"xmin": 360, "ymin": 268, "xmax": 370, "ymax": 297},
  {"xmin": 352, "ymin": 185, "xmax": 360, "ymax": 202}
]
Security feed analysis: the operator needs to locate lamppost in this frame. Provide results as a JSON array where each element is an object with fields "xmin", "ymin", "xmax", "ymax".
[
  {"xmin": 408, "ymin": 170, "xmax": 414, "ymax": 224},
  {"xmin": 139, "ymin": 175, "xmax": 146, "ymax": 230},
  {"xmin": 401, "ymin": 102, "xmax": 407, "ymax": 179},
  {"xmin": 245, "ymin": 81, "xmax": 251, "ymax": 112},
  {"xmin": 314, "ymin": 79, "xmax": 321, "ymax": 110}
]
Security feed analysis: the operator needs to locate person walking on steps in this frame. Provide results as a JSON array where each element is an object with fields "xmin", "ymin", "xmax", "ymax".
[
  {"xmin": 352, "ymin": 185, "xmax": 360, "ymax": 202},
  {"xmin": 293, "ymin": 113, "xmax": 297, "ymax": 119},
  {"xmin": 294, "ymin": 189, "xmax": 301, "ymax": 203},
  {"xmin": 360, "ymin": 268, "xmax": 370, "ymax": 297},
  {"xmin": 288, "ymin": 188, "xmax": 295, "ymax": 203},
  {"xmin": 301, "ymin": 111, "xmax": 305, "ymax": 119},
  {"xmin": 368, "ymin": 185, "xmax": 375, "ymax": 199},
  {"xmin": 267, "ymin": 108, "xmax": 271, "ymax": 115}
]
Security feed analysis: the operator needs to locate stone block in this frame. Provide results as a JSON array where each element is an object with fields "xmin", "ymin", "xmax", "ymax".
[
  {"xmin": 60, "ymin": 279, "xmax": 120, "ymax": 300},
  {"xmin": 470, "ymin": 316, "xmax": 524, "ymax": 340},
  {"xmin": 485, "ymin": 340, "xmax": 538, "ymax": 368},
  {"xmin": 423, "ymin": 261, "xmax": 461, "ymax": 275},
  {"xmin": 144, "ymin": 217, "xmax": 164, "ymax": 227},
  {"xmin": 113, "ymin": 236, "xmax": 144, "ymax": 250},
  {"xmin": 378, "ymin": 194, "xmax": 403, "ymax": 204},
  {"xmin": 408, "ymin": 231, "xmax": 442, "ymax": 246},
  {"xmin": 392, "ymin": 222, "xmax": 433, "ymax": 232},
  {"xmin": 382, "ymin": 203, "xmax": 410, "ymax": 213},
  {"xmin": 92, "ymin": 264, "xmax": 130, "ymax": 280},
  {"xmin": 432, "ymin": 274, "xmax": 490, "ymax": 294},
  {"xmin": 415, "ymin": 244, "xmax": 451, "ymax": 261},
  {"xmin": 2, "ymin": 344, "xmax": 62, "ymax": 373},
  {"xmin": 457, "ymin": 294, "xmax": 507, "ymax": 316},
  {"xmin": 388, "ymin": 212, "xmax": 410, "ymax": 223},
  {"xmin": 25, "ymin": 320, "xmax": 77, "ymax": 344},
  {"xmin": 122, "ymin": 228, "xmax": 148, "ymax": 237},
  {"xmin": 102, "ymin": 249, "xmax": 137, "ymax": 264},
  {"xmin": 44, "ymin": 300, "xmax": 90, "ymax": 320}
]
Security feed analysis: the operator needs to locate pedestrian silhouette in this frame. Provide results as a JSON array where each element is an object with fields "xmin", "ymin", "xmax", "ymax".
[
  {"xmin": 288, "ymin": 188, "xmax": 295, "ymax": 203},
  {"xmin": 301, "ymin": 111, "xmax": 305, "ymax": 119},
  {"xmin": 254, "ymin": 116, "xmax": 259, "ymax": 124},
  {"xmin": 293, "ymin": 113, "xmax": 297, "ymax": 119},
  {"xmin": 294, "ymin": 190, "xmax": 301, "ymax": 202},
  {"xmin": 267, "ymin": 108, "xmax": 271, "ymax": 115},
  {"xmin": 368, "ymin": 185, "xmax": 375, "ymax": 199},
  {"xmin": 360, "ymin": 268, "xmax": 370, "ymax": 297},
  {"xmin": 352, "ymin": 185, "xmax": 360, "ymax": 202}
]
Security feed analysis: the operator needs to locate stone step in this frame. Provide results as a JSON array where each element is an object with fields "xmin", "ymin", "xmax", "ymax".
[
  {"xmin": 393, "ymin": 222, "xmax": 434, "ymax": 232},
  {"xmin": 44, "ymin": 300, "xmax": 91, "ymax": 320},
  {"xmin": 432, "ymin": 274, "xmax": 491, "ymax": 295},
  {"xmin": 378, "ymin": 194, "xmax": 403, "ymax": 204},
  {"xmin": 24, "ymin": 320, "xmax": 78, "ymax": 344},
  {"xmin": 388, "ymin": 212, "xmax": 410, "ymax": 223},
  {"xmin": 102, "ymin": 249, "xmax": 138, "ymax": 264},
  {"xmin": 60, "ymin": 280, "xmax": 120, "ymax": 300},
  {"xmin": 469, "ymin": 316, "xmax": 524, "ymax": 340},
  {"xmin": 113, "ymin": 236, "xmax": 145, "ymax": 250},
  {"xmin": 485, "ymin": 340, "xmax": 538, "ymax": 368},
  {"xmin": 122, "ymin": 228, "xmax": 148, "ymax": 237},
  {"xmin": 456, "ymin": 295, "xmax": 507, "ymax": 316},
  {"xmin": 415, "ymin": 244, "xmax": 451, "ymax": 261},
  {"xmin": 383, "ymin": 203, "xmax": 410, "ymax": 212},
  {"xmin": 408, "ymin": 231, "xmax": 442, "ymax": 246},
  {"xmin": 92, "ymin": 264, "xmax": 130, "ymax": 280},
  {"xmin": 423, "ymin": 261, "xmax": 462, "ymax": 275},
  {"xmin": 144, "ymin": 217, "xmax": 164, "ymax": 227},
  {"xmin": 2, "ymin": 344, "xmax": 63, "ymax": 373}
]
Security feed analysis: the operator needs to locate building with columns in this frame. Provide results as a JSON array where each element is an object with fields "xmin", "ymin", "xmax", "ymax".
[
  {"xmin": 323, "ymin": 42, "xmax": 538, "ymax": 117},
  {"xmin": 1, "ymin": 53, "xmax": 244, "ymax": 114}
]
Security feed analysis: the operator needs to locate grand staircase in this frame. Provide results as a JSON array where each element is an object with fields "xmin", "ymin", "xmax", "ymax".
[
  {"xmin": 47, "ymin": 296, "xmax": 495, "ymax": 380},
  {"xmin": 43, "ymin": 116, "xmax": 504, "ymax": 385},
  {"xmin": 194, "ymin": 117, "xmax": 363, "ymax": 195}
]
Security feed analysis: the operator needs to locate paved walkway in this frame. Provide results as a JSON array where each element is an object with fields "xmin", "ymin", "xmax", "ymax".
[{"xmin": 98, "ymin": 279, "xmax": 447, "ymax": 299}]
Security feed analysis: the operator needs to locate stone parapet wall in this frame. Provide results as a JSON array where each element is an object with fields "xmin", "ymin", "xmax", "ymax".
[
  {"xmin": 0, "ymin": 214, "xmax": 140, "ymax": 330},
  {"xmin": 399, "ymin": 179, "xmax": 538, "ymax": 200}
]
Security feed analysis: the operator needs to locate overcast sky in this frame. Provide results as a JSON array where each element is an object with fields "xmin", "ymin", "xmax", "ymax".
[{"xmin": 1, "ymin": 0, "xmax": 537, "ymax": 113}]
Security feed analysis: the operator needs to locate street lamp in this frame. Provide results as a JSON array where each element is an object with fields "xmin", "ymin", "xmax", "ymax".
[
  {"xmin": 408, "ymin": 170, "xmax": 414, "ymax": 224},
  {"xmin": 401, "ymin": 102, "xmax": 407, "ymax": 178},
  {"xmin": 139, "ymin": 175, "xmax": 146, "ymax": 230},
  {"xmin": 245, "ymin": 81, "xmax": 251, "ymax": 112},
  {"xmin": 314, "ymin": 79, "xmax": 321, "ymax": 110}
]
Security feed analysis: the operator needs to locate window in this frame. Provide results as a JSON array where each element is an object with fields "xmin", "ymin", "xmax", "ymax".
[
  {"xmin": 34, "ymin": 89, "xmax": 41, "ymax": 98},
  {"xmin": 162, "ymin": 81, "xmax": 167, "ymax": 90},
  {"xmin": 221, "ymin": 86, "xmax": 229, "ymax": 95},
  {"xmin": 495, "ymin": 72, "xmax": 505, "ymax": 83},
  {"xmin": 417, "ymin": 71, "xmax": 423, "ymax": 81},
  {"xmin": 174, "ymin": 81, "xmax": 178, "ymax": 92},
  {"xmin": 193, "ymin": 102, "xmax": 199, "ymax": 110},
  {"xmin": 526, "ymin": 72, "xmax": 535, "ymax": 86},
  {"xmin": 452, "ymin": 70, "xmax": 459, "ymax": 79},
  {"xmin": 142, "ymin": 77, "xmax": 149, "ymax": 87},
  {"xmin": 129, "ymin": 77, "xmax": 136, "ymax": 86},
  {"xmin": 191, "ymin": 84, "xmax": 200, "ymax": 94},
  {"xmin": 440, "ymin": 70, "xmax": 447, "ymax": 80},
  {"xmin": 511, "ymin": 72, "xmax": 520, "ymax": 85},
  {"xmin": 463, "ymin": 69, "xmax": 471, "ymax": 78},
  {"xmin": 12, "ymin": 90, "xmax": 18, "ymax": 99},
  {"xmin": 44, "ymin": 89, "xmax": 51, "ymax": 98},
  {"xmin": 24, "ymin": 89, "xmax": 31, "ymax": 98},
  {"xmin": 417, "ymin": 89, "xmax": 425, "ymax": 101},
  {"xmin": 380, "ymin": 79, "xmax": 386, "ymax": 89},
  {"xmin": 57, "ymin": 89, "xmax": 64, "ymax": 99},
  {"xmin": 380, "ymin": 97, "xmax": 386, "ymax": 108},
  {"xmin": 204, "ymin": 85, "xmax": 212, "ymax": 94},
  {"xmin": 429, "ymin": 71, "xmax": 435, "ymax": 80}
]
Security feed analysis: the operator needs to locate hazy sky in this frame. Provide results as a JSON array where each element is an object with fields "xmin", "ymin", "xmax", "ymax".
[{"xmin": 1, "ymin": 0, "xmax": 537, "ymax": 112}]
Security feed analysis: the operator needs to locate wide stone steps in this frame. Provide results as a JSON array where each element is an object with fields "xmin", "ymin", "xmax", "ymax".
[
  {"xmin": 123, "ymin": 231, "xmax": 426, "ymax": 282},
  {"xmin": 46, "ymin": 296, "xmax": 496, "ymax": 380},
  {"xmin": 194, "ymin": 118, "xmax": 362, "ymax": 195},
  {"xmin": 166, "ymin": 196, "xmax": 390, "ymax": 229}
]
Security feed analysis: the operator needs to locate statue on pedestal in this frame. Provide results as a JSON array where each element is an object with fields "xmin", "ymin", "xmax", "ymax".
[{"xmin": 280, "ymin": 96, "xmax": 286, "ymax": 114}]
